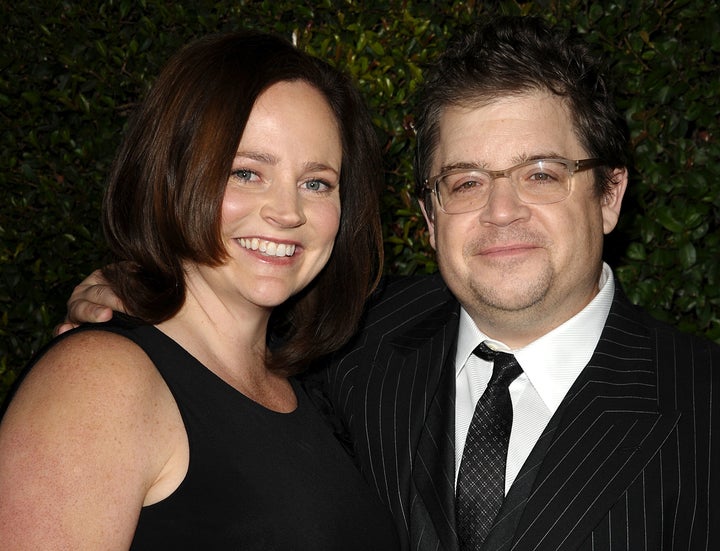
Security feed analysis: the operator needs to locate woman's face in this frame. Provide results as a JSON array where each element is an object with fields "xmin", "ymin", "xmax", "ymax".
[{"xmin": 191, "ymin": 80, "xmax": 342, "ymax": 311}]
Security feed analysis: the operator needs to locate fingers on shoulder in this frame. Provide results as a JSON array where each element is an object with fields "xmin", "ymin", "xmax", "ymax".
[
  {"xmin": 66, "ymin": 290, "xmax": 117, "ymax": 324},
  {"xmin": 66, "ymin": 269, "xmax": 123, "ymax": 323}
]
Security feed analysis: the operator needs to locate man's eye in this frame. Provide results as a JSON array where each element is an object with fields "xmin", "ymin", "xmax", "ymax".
[
  {"xmin": 527, "ymin": 171, "xmax": 558, "ymax": 183},
  {"xmin": 448, "ymin": 175, "xmax": 487, "ymax": 193}
]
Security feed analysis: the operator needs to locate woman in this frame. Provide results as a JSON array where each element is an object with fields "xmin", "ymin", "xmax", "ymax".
[{"xmin": 0, "ymin": 31, "xmax": 398, "ymax": 549}]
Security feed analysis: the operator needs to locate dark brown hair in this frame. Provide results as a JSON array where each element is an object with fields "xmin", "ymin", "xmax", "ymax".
[
  {"xmin": 102, "ymin": 31, "xmax": 383, "ymax": 374},
  {"xmin": 414, "ymin": 16, "xmax": 629, "ymax": 213}
]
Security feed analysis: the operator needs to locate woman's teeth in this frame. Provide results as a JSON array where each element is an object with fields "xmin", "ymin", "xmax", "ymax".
[{"xmin": 238, "ymin": 238, "xmax": 296, "ymax": 257}]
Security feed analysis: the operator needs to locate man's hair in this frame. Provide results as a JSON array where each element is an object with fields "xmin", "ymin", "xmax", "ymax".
[
  {"xmin": 414, "ymin": 16, "xmax": 629, "ymax": 209},
  {"xmin": 102, "ymin": 31, "xmax": 383, "ymax": 374}
]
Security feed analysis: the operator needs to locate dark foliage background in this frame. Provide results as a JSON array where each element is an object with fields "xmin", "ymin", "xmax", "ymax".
[{"xmin": 2, "ymin": 0, "xmax": 719, "ymax": 401}]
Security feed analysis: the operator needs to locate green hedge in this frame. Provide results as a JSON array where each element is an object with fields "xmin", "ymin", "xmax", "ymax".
[{"xmin": 2, "ymin": 0, "xmax": 719, "ymax": 402}]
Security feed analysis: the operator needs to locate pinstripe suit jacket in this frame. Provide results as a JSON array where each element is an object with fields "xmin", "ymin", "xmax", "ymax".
[{"xmin": 317, "ymin": 273, "xmax": 719, "ymax": 551}]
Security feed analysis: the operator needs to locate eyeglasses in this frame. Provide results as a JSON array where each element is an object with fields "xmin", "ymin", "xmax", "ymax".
[{"xmin": 424, "ymin": 158, "xmax": 605, "ymax": 214}]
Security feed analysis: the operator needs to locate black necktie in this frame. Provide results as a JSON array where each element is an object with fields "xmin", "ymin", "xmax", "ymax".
[{"xmin": 456, "ymin": 342, "xmax": 523, "ymax": 550}]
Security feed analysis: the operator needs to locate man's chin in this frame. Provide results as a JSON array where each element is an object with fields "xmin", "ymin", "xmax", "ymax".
[{"xmin": 468, "ymin": 279, "xmax": 549, "ymax": 315}]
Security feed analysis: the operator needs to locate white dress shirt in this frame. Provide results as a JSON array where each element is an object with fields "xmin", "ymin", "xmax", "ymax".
[{"xmin": 454, "ymin": 263, "xmax": 615, "ymax": 493}]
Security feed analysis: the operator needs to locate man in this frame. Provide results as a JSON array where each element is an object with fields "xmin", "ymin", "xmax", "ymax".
[
  {"xmin": 314, "ymin": 16, "xmax": 718, "ymax": 551},
  {"xmin": 58, "ymin": 16, "xmax": 718, "ymax": 551}
]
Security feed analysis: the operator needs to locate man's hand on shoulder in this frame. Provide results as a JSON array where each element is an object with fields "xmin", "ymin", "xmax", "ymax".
[{"xmin": 54, "ymin": 269, "xmax": 125, "ymax": 335}]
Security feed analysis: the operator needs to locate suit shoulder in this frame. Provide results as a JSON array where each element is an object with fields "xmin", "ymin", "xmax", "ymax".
[
  {"xmin": 612, "ymin": 287, "xmax": 719, "ymax": 357},
  {"xmin": 629, "ymin": 301, "xmax": 720, "ymax": 360},
  {"xmin": 326, "ymin": 273, "xmax": 457, "ymax": 366},
  {"xmin": 652, "ymin": 319, "xmax": 720, "ymax": 378},
  {"xmin": 628, "ymin": 302, "xmax": 720, "ymax": 392},
  {"xmin": 364, "ymin": 273, "xmax": 452, "ymax": 322}
]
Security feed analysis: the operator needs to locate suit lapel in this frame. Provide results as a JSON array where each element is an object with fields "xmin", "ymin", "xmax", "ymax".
[
  {"xmin": 509, "ymin": 290, "xmax": 680, "ymax": 550},
  {"xmin": 410, "ymin": 342, "xmax": 459, "ymax": 551},
  {"xmin": 390, "ymin": 298, "xmax": 460, "ymax": 551},
  {"xmin": 481, "ymin": 401, "xmax": 562, "ymax": 551}
]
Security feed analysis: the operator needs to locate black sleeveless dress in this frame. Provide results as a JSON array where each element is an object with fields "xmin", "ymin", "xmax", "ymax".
[{"xmin": 9, "ymin": 316, "xmax": 399, "ymax": 550}]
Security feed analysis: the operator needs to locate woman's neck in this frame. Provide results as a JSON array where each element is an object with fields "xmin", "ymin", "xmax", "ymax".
[{"xmin": 155, "ymin": 276, "xmax": 296, "ymax": 412}]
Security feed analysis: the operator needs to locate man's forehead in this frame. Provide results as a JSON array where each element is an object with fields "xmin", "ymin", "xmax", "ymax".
[
  {"xmin": 433, "ymin": 93, "xmax": 580, "ymax": 166},
  {"xmin": 439, "ymin": 90, "xmax": 570, "ymax": 122}
]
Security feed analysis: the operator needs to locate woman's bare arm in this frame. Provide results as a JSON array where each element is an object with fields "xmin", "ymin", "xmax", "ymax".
[{"xmin": 0, "ymin": 331, "xmax": 184, "ymax": 549}]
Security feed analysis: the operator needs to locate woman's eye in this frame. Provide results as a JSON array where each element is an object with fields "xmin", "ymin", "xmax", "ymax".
[
  {"xmin": 302, "ymin": 179, "xmax": 330, "ymax": 192},
  {"xmin": 232, "ymin": 169, "xmax": 259, "ymax": 182}
]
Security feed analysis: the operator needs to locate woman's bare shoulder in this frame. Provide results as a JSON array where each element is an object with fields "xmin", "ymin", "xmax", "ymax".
[
  {"xmin": 23, "ymin": 329, "xmax": 159, "ymax": 395},
  {"xmin": 0, "ymin": 328, "xmax": 181, "ymax": 548}
]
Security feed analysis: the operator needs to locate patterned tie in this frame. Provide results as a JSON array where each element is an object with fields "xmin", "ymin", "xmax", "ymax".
[{"xmin": 456, "ymin": 342, "xmax": 523, "ymax": 550}]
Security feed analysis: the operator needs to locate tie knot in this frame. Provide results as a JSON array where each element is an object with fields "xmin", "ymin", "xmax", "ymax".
[
  {"xmin": 473, "ymin": 342, "xmax": 523, "ymax": 388},
  {"xmin": 473, "ymin": 341, "xmax": 502, "ymax": 361}
]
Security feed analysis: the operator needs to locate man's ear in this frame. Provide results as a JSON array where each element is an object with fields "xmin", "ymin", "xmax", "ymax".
[
  {"xmin": 601, "ymin": 167, "xmax": 628, "ymax": 234},
  {"xmin": 419, "ymin": 198, "xmax": 438, "ymax": 250}
]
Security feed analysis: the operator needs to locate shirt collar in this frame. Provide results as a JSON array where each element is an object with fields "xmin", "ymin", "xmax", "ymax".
[{"xmin": 455, "ymin": 263, "xmax": 615, "ymax": 412}]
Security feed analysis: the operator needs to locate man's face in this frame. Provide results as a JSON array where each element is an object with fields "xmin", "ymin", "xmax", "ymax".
[{"xmin": 422, "ymin": 91, "xmax": 627, "ymax": 347}]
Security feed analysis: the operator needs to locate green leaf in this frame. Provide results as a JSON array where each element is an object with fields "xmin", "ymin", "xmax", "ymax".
[
  {"xmin": 678, "ymin": 241, "xmax": 697, "ymax": 268},
  {"xmin": 655, "ymin": 207, "xmax": 685, "ymax": 232},
  {"xmin": 626, "ymin": 242, "xmax": 647, "ymax": 260}
]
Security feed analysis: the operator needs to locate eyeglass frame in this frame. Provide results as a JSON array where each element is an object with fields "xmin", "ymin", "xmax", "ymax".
[{"xmin": 423, "ymin": 157, "xmax": 605, "ymax": 214}]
